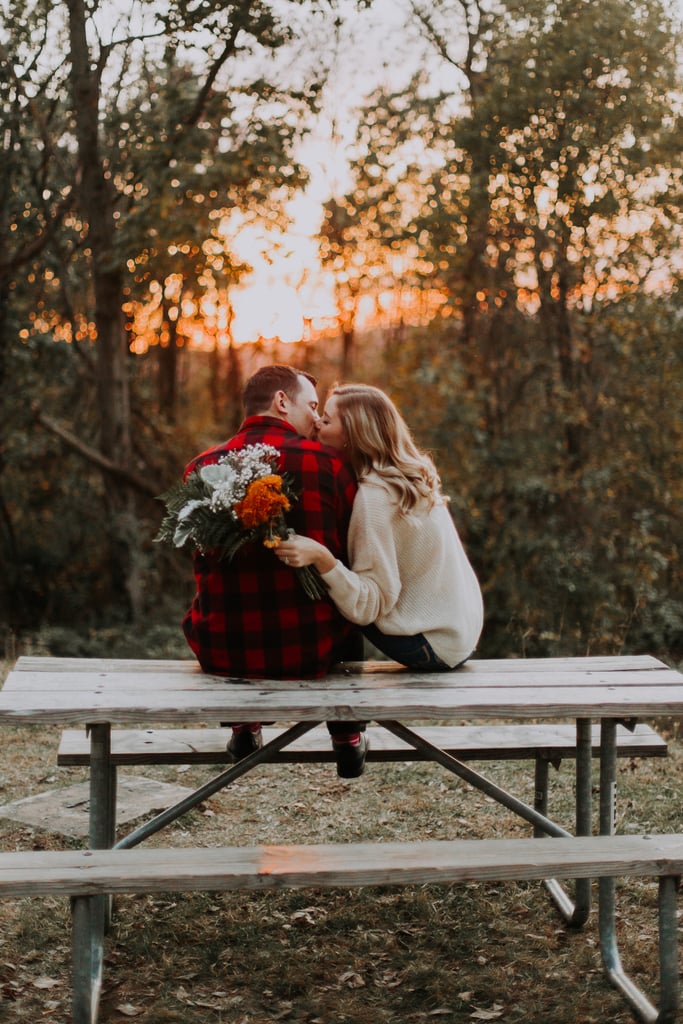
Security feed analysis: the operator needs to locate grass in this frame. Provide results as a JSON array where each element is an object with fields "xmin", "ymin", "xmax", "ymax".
[{"xmin": 0, "ymin": 654, "xmax": 682, "ymax": 1023}]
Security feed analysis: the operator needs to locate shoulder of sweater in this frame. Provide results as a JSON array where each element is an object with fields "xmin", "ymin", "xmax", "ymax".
[
  {"xmin": 358, "ymin": 470, "xmax": 396, "ymax": 495},
  {"xmin": 357, "ymin": 472, "xmax": 445, "ymax": 515},
  {"xmin": 356, "ymin": 473, "xmax": 396, "ymax": 507},
  {"xmin": 351, "ymin": 479, "xmax": 400, "ymax": 533}
]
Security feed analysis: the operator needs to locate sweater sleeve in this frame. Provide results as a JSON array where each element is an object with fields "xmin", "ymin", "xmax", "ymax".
[{"xmin": 320, "ymin": 481, "xmax": 402, "ymax": 625}]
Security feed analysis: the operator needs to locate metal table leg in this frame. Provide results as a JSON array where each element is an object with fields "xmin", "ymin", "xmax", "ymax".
[
  {"xmin": 115, "ymin": 720, "xmax": 321, "ymax": 850},
  {"xmin": 88, "ymin": 723, "xmax": 115, "ymax": 850},
  {"xmin": 88, "ymin": 722, "xmax": 114, "ymax": 929},
  {"xmin": 70, "ymin": 723, "xmax": 112, "ymax": 1024},
  {"xmin": 71, "ymin": 895, "xmax": 99, "ymax": 1024},
  {"xmin": 599, "ymin": 717, "xmax": 681, "ymax": 1023},
  {"xmin": 542, "ymin": 718, "xmax": 592, "ymax": 927},
  {"xmin": 383, "ymin": 719, "xmax": 594, "ymax": 926},
  {"xmin": 381, "ymin": 720, "xmax": 571, "ymax": 838}
]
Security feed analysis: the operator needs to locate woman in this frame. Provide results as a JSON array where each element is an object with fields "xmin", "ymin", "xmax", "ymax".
[{"xmin": 275, "ymin": 384, "xmax": 484, "ymax": 672}]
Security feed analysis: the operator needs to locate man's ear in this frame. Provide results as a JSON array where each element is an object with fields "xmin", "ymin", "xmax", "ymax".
[{"xmin": 273, "ymin": 389, "xmax": 289, "ymax": 415}]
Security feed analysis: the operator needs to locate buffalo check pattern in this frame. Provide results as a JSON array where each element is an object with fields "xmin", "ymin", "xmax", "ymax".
[{"xmin": 182, "ymin": 416, "xmax": 358, "ymax": 678}]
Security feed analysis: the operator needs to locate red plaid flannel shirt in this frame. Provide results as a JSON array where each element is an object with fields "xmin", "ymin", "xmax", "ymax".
[{"xmin": 182, "ymin": 416, "xmax": 359, "ymax": 679}]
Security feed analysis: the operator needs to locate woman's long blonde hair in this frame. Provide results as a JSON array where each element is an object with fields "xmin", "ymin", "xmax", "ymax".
[{"xmin": 328, "ymin": 384, "xmax": 443, "ymax": 513}]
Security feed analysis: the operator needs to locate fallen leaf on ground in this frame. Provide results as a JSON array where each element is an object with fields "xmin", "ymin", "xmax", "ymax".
[
  {"xmin": 338, "ymin": 969, "xmax": 365, "ymax": 989},
  {"xmin": 470, "ymin": 1005, "xmax": 504, "ymax": 1020},
  {"xmin": 116, "ymin": 1003, "xmax": 144, "ymax": 1017}
]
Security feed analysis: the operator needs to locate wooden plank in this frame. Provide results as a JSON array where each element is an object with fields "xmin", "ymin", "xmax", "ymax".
[
  {"xmin": 2, "ymin": 680, "xmax": 683, "ymax": 725},
  {"xmin": 10, "ymin": 654, "xmax": 666, "ymax": 675},
  {"xmin": 56, "ymin": 723, "xmax": 667, "ymax": 767},
  {"xmin": 3, "ymin": 668, "xmax": 681, "ymax": 705},
  {"xmin": 1, "ymin": 835, "xmax": 683, "ymax": 898},
  {"xmin": 10, "ymin": 656, "xmax": 200, "ymax": 674},
  {"xmin": 3, "ymin": 663, "xmax": 675, "ymax": 694},
  {"xmin": 337, "ymin": 655, "xmax": 666, "ymax": 674},
  {"xmin": 3, "ymin": 655, "xmax": 683, "ymax": 727}
]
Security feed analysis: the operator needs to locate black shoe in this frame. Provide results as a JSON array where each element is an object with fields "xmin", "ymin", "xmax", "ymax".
[
  {"xmin": 227, "ymin": 728, "xmax": 263, "ymax": 761},
  {"xmin": 332, "ymin": 734, "xmax": 369, "ymax": 779}
]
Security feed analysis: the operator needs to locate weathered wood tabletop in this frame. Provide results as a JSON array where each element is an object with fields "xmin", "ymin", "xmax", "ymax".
[{"xmin": 1, "ymin": 653, "xmax": 682, "ymax": 724}]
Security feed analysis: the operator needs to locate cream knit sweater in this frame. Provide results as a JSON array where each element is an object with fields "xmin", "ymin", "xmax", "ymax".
[{"xmin": 321, "ymin": 470, "xmax": 484, "ymax": 667}]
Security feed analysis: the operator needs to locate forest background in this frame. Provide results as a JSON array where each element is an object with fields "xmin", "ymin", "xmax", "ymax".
[{"xmin": 1, "ymin": 0, "xmax": 682, "ymax": 669}]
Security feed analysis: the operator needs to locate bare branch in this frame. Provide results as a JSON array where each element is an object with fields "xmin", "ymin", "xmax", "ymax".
[
  {"xmin": 0, "ymin": 188, "xmax": 74, "ymax": 277},
  {"xmin": 408, "ymin": 0, "xmax": 485, "ymax": 92},
  {"xmin": 408, "ymin": 0, "xmax": 467, "ymax": 71},
  {"xmin": 33, "ymin": 407, "xmax": 160, "ymax": 499},
  {"xmin": 181, "ymin": 19, "xmax": 244, "ymax": 131}
]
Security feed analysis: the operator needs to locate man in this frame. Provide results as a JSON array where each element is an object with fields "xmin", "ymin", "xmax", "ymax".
[{"xmin": 182, "ymin": 364, "xmax": 367, "ymax": 777}]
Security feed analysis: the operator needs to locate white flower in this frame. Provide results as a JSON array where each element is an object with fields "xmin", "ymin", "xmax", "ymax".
[
  {"xmin": 199, "ymin": 463, "xmax": 237, "ymax": 487},
  {"xmin": 204, "ymin": 444, "xmax": 280, "ymax": 511},
  {"xmin": 177, "ymin": 498, "xmax": 210, "ymax": 521}
]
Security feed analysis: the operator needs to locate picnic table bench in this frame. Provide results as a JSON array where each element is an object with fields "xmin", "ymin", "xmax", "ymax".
[
  {"xmin": 1, "ymin": 653, "xmax": 682, "ymax": 1024},
  {"xmin": 57, "ymin": 719, "xmax": 666, "ymax": 850},
  {"xmin": 0, "ymin": 835, "xmax": 682, "ymax": 1024}
]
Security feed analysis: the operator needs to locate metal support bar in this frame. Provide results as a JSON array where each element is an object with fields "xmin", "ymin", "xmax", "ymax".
[
  {"xmin": 542, "ymin": 719, "xmax": 592, "ymax": 927},
  {"xmin": 380, "ymin": 720, "xmax": 571, "ymax": 838},
  {"xmin": 656, "ymin": 875, "xmax": 681, "ymax": 1024},
  {"xmin": 88, "ymin": 724, "xmax": 113, "ymax": 850},
  {"xmin": 71, "ymin": 895, "xmax": 99, "ymax": 1024},
  {"xmin": 383, "ymin": 720, "xmax": 592, "ymax": 925},
  {"xmin": 71, "ymin": 895, "xmax": 102, "ymax": 1024},
  {"xmin": 115, "ymin": 721, "xmax": 322, "ymax": 850},
  {"xmin": 598, "ymin": 718, "xmax": 680, "ymax": 1023},
  {"xmin": 83, "ymin": 724, "xmax": 112, "ymax": 1023}
]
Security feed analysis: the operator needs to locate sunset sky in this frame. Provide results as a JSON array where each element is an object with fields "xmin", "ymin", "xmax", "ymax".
[
  {"xmin": 225, "ymin": 0, "xmax": 431, "ymax": 343},
  {"xmin": 96, "ymin": 0, "xmax": 682, "ymax": 346}
]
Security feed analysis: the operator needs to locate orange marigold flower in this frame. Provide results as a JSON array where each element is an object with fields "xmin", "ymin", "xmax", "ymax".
[{"xmin": 234, "ymin": 475, "xmax": 291, "ymax": 529}]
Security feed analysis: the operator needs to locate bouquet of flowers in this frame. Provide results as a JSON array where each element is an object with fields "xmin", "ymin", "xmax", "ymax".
[{"xmin": 154, "ymin": 443, "xmax": 328, "ymax": 600}]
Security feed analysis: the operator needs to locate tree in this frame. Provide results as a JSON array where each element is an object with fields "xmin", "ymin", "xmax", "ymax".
[
  {"xmin": 408, "ymin": 0, "xmax": 681, "ymax": 453},
  {"xmin": 318, "ymin": 79, "xmax": 444, "ymax": 376},
  {"xmin": 337, "ymin": 0, "xmax": 683, "ymax": 657},
  {"xmin": 0, "ymin": 0, "xmax": 332, "ymax": 627}
]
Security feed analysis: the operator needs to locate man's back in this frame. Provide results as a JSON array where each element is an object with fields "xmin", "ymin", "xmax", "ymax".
[{"xmin": 182, "ymin": 416, "xmax": 358, "ymax": 678}]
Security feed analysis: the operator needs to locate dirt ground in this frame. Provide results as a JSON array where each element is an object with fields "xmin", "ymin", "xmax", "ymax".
[{"xmin": 1, "ymin": 657, "xmax": 682, "ymax": 1024}]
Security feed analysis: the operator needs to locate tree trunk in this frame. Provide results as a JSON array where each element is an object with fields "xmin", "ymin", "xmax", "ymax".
[
  {"xmin": 555, "ymin": 269, "xmax": 585, "ymax": 469},
  {"xmin": 158, "ymin": 307, "xmax": 179, "ymax": 423},
  {"xmin": 206, "ymin": 307, "xmax": 243, "ymax": 434},
  {"xmin": 341, "ymin": 325, "xmax": 354, "ymax": 379},
  {"xmin": 67, "ymin": 0, "xmax": 142, "ymax": 620},
  {"xmin": 537, "ymin": 242, "xmax": 587, "ymax": 472}
]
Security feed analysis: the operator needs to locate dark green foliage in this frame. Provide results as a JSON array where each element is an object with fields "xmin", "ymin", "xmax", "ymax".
[
  {"xmin": 0, "ymin": 1, "xmax": 330, "ymax": 640},
  {"xmin": 375, "ymin": 291, "xmax": 683, "ymax": 660},
  {"xmin": 324, "ymin": 0, "xmax": 683, "ymax": 663},
  {"xmin": 155, "ymin": 473, "xmax": 223, "ymax": 551}
]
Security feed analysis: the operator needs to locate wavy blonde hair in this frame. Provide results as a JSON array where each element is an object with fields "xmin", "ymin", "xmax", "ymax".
[{"xmin": 328, "ymin": 384, "xmax": 443, "ymax": 513}]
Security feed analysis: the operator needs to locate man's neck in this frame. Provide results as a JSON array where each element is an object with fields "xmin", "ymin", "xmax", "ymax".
[{"xmin": 241, "ymin": 414, "xmax": 297, "ymax": 432}]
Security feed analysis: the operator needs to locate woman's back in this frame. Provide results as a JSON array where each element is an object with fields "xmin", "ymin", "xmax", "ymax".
[{"xmin": 323, "ymin": 471, "xmax": 483, "ymax": 668}]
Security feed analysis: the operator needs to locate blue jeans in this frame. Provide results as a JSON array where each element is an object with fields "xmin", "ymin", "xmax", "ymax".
[
  {"xmin": 362, "ymin": 623, "xmax": 462, "ymax": 672},
  {"xmin": 326, "ymin": 627, "xmax": 462, "ymax": 739}
]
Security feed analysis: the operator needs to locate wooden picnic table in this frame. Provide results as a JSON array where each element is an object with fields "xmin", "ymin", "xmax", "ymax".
[{"xmin": 1, "ymin": 652, "xmax": 683, "ymax": 1023}]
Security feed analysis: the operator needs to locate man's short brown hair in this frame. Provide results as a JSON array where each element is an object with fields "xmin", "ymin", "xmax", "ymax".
[{"xmin": 243, "ymin": 364, "xmax": 317, "ymax": 417}]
